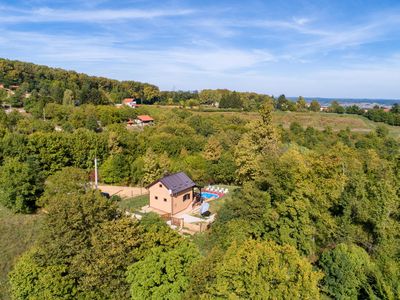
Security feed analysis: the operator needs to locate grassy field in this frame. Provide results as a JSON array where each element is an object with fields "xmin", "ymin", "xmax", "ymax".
[
  {"xmin": 0, "ymin": 206, "xmax": 43, "ymax": 300},
  {"xmin": 118, "ymin": 194, "xmax": 149, "ymax": 213},
  {"xmin": 145, "ymin": 105, "xmax": 400, "ymax": 138},
  {"xmin": 272, "ymin": 111, "xmax": 400, "ymax": 138}
]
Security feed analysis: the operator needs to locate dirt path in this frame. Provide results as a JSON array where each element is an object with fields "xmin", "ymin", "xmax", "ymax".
[{"xmin": 97, "ymin": 185, "xmax": 147, "ymax": 198}]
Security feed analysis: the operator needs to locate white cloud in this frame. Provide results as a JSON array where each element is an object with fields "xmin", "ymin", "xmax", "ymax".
[
  {"xmin": 0, "ymin": 29, "xmax": 275, "ymax": 72},
  {"xmin": 0, "ymin": 7, "xmax": 194, "ymax": 23},
  {"xmin": 293, "ymin": 17, "xmax": 310, "ymax": 26}
]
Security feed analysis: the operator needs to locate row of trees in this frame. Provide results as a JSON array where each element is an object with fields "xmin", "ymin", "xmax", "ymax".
[
  {"xmin": 325, "ymin": 101, "xmax": 400, "ymax": 126},
  {"xmin": 155, "ymin": 89, "xmax": 274, "ymax": 111}
]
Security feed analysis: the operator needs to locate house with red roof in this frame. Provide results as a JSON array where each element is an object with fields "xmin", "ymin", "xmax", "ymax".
[
  {"xmin": 135, "ymin": 115, "xmax": 154, "ymax": 126},
  {"xmin": 122, "ymin": 98, "xmax": 138, "ymax": 108}
]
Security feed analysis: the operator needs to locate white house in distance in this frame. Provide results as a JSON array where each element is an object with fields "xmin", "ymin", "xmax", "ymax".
[
  {"xmin": 146, "ymin": 172, "xmax": 199, "ymax": 215},
  {"xmin": 122, "ymin": 98, "xmax": 138, "ymax": 108}
]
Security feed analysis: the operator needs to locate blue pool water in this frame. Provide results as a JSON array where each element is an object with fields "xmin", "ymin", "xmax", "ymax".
[{"xmin": 201, "ymin": 192, "xmax": 220, "ymax": 199}]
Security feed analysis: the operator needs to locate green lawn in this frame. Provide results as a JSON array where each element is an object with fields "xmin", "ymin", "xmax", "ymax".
[
  {"xmin": 0, "ymin": 206, "xmax": 43, "ymax": 300},
  {"xmin": 118, "ymin": 194, "xmax": 149, "ymax": 213}
]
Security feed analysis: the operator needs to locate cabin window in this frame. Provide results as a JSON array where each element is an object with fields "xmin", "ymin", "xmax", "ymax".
[
  {"xmin": 163, "ymin": 198, "xmax": 167, "ymax": 202},
  {"xmin": 183, "ymin": 193, "xmax": 191, "ymax": 201},
  {"xmin": 155, "ymin": 196, "xmax": 158, "ymax": 200}
]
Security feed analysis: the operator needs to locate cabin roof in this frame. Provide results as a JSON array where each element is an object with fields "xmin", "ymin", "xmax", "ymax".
[
  {"xmin": 147, "ymin": 172, "xmax": 196, "ymax": 195},
  {"xmin": 137, "ymin": 115, "xmax": 154, "ymax": 122}
]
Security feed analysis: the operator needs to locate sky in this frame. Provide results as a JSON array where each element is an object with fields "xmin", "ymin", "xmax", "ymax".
[{"xmin": 1, "ymin": 0, "xmax": 400, "ymax": 98}]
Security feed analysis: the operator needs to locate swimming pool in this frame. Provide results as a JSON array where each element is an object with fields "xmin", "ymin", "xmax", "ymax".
[{"xmin": 201, "ymin": 192, "xmax": 220, "ymax": 199}]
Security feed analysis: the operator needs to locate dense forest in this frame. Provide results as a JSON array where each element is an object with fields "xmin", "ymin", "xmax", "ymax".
[
  {"xmin": 1, "ymin": 59, "xmax": 400, "ymax": 299},
  {"xmin": 0, "ymin": 58, "xmax": 161, "ymax": 106}
]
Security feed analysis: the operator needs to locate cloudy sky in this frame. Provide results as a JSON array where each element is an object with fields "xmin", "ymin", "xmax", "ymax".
[{"xmin": 1, "ymin": 0, "xmax": 400, "ymax": 98}]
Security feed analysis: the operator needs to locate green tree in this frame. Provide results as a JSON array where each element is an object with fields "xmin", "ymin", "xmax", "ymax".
[
  {"xmin": 0, "ymin": 88, "xmax": 8, "ymax": 104},
  {"xmin": 9, "ymin": 89, "xmax": 24, "ymax": 107},
  {"xmin": 209, "ymin": 152, "xmax": 236, "ymax": 184},
  {"xmin": 199, "ymin": 89, "xmax": 221, "ymax": 105},
  {"xmin": 126, "ymin": 242, "xmax": 200, "ymax": 300},
  {"xmin": 309, "ymin": 100, "xmax": 321, "ymax": 112},
  {"xmin": 10, "ymin": 190, "xmax": 144, "ymax": 300},
  {"xmin": 85, "ymin": 114, "xmax": 99, "ymax": 131},
  {"xmin": 203, "ymin": 136, "xmax": 223, "ymax": 162},
  {"xmin": 9, "ymin": 249, "xmax": 76, "ymax": 300},
  {"xmin": 319, "ymin": 243, "xmax": 377, "ymax": 299},
  {"xmin": 142, "ymin": 149, "xmax": 171, "ymax": 185},
  {"xmin": 328, "ymin": 101, "xmax": 345, "ymax": 114},
  {"xmin": 62, "ymin": 89, "xmax": 74, "ymax": 106},
  {"xmin": 0, "ymin": 158, "xmax": 42, "ymax": 212},
  {"xmin": 187, "ymin": 98, "xmax": 199, "ymax": 109},
  {"xmin": 99, "ymin": 154, "xmax": 131, "ymax": 184},
  {"xmin": 234, "ymin": 101, "xmax": 280, "ymax": 182},
  {"xmin": 38, "ymin": 167, "xmax": 88, "ymax": 207},
  {"xmin": 296, "ymin": 96, "xmax": 307, "ymax": 111},
  {"xmin": 79, "ymin": 218, "xmax": 143, "ymax": 299},
  {"xmin": 27, "ymin": 132, "xmax": 72, "ymax": 175},
  {"xmin": 202, "ymin": 240, "xmax": 321, "ymax": 299},
  {"xmin": 276, "ymin": 94, "xmax": 289, "ymax": 111},
  {"xmin": 219, "ymin": 91, "xmax": 243, "ymax": 109},
  {"xmin": 38, "ymin": 191, "xmax": 118, "ymax": 269}
]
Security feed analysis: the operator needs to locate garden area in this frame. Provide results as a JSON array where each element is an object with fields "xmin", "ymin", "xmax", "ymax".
[{"xmin": 118, "ymin": 194, "xmax": 149, "ymax": 213}]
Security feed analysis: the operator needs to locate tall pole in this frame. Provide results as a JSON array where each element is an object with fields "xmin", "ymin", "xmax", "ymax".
[{"xmin": 94, "ymin": 157, "xmax": 98, "ymax": 189}]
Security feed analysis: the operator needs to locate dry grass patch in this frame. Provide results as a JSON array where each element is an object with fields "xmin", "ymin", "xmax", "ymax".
[{"xmin": 0, "ymin": 207, "xmax": 43, "ymax": 300}]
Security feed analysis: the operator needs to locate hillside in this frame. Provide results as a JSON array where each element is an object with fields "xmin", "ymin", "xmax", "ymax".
[
  {"xmin": 144, "ymin": 105, "xmax": 400, "ymax": 138},
  {"xmin": 0, "ymin": 58, "xmax": 160, "ymax": 105}
]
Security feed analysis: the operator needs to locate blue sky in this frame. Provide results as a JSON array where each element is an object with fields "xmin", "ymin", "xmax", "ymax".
[{"xmin": 1, "ymin": 0, "xmax": 400, "ymax": 98}]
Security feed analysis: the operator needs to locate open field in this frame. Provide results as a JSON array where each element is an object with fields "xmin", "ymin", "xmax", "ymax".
[
  {"xmin": 145, "ymin": 106, "xmax": 400, "ymax": 138},
  {"xmin": 276, "ymin": 112, "xmax": 400, "ymax": 138},
  {"xmin": 0, "ymin": 207, "xmax": 43, "ymax": 300}
]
